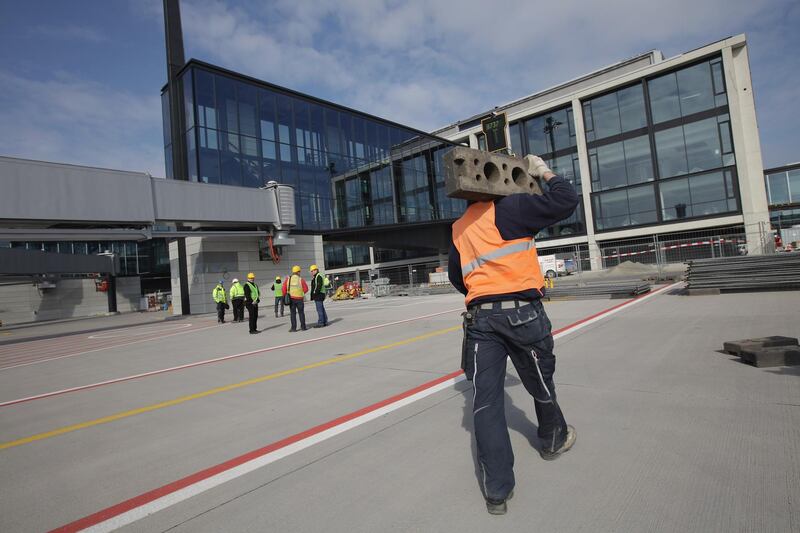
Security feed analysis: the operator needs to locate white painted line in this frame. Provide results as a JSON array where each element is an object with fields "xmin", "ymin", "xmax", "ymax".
[
  {"xmin": 76, "ymin": 375, "xmax": 462, "ymax": 533},
  {"xmin": 1, "ymin": 308, "xmax": 463, "ymax": 407},
  {"xmin": 87, "ymin": 323, "xmax": 194, "ymax": 339},
  {"xmin": 0, "ymin": 324, "xmax": 220, "ymax": 373},
  {"xmin": 53, "ymin": 283, "xmax": 677, "ymax": 532},
  {"xmin": 551, "ymin": 282, "xmax": 679, "ymax": 340}
]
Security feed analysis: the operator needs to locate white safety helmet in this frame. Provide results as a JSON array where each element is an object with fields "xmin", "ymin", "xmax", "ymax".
[{"xmin": 232, "ymin": 278, "xmax": 239, "ymax": 283}]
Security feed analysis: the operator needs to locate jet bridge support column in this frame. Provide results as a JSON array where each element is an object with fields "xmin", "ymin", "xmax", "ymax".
[{"xmin": 176, "ymin": 237, "xmax": 191, "ymax": 315}]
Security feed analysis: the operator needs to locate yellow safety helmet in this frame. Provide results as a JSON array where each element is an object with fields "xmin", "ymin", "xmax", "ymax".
[
  {"xmin": 309, "ymin": 264, "xmax": 318, "ymax": 272},
  {"xmin": 275, "ymin": 275, "xmax": 281, "ymax": 281},
  {"xmin": 247, "ymin": 272, "xmax": 255, "ymax": 280},
  {"xmin": 292, "ymin": 265, "xmax": 301, "ymax": 273}
]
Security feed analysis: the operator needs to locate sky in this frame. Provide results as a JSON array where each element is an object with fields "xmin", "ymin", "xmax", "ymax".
[{"xmin": 0, "ymin": 0, "xmax": 797, "ymax": 178}]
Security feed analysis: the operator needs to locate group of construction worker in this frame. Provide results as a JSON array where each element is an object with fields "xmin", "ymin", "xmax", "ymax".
[{"xmin": 211, "ymin": 265, "xmax": 329, "ymax": 334}]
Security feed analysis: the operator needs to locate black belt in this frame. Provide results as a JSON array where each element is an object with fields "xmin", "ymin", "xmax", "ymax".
[{"xmin": 467, "ymin": 300, "xmax": 532, "ymax": 313}]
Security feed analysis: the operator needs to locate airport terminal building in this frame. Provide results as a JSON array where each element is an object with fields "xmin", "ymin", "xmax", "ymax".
[
  {"xmin": 161, "ymin": 34, "xmax": 771, "ymax": 281},
  {"xmin": 0, "ymin": 31, "xmax": 782, "ymax": 321}
]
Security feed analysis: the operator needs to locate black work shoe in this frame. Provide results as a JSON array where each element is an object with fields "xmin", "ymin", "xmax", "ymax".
[
  {"xmin": 486, "ymin": 490, "xmax": 513, "ymax": 515},
  {"xmin": 289, "ymin": 328, "xmax": 297, "ymax": 332},
  {"xmin": 301, "ymin": 327, "xmax": 308, "ymax": 331},
  {"xmin": 540, "ymin": 425, "xmax": 576, "ymax": 461}
]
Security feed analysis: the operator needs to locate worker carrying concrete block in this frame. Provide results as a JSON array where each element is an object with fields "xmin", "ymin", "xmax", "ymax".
[
  {"xmin": 448, "ymin": 153, "xmax": 579, "ymax": 515},
  {"xmin": 443, "ymin": 146, "xmax": 544, "ymax": 201}
]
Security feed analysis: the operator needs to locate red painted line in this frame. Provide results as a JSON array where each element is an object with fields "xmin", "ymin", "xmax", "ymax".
[
  {"xmin": 49, "ymin": 287, "xmax": 675, "ymax": 532},
  {"xmin": 49, "ymin": 370, "xmax": 462, "ymax": 533},
  {"xmin": 550, "ymin": 283, "xmax": 670, "ymax": 335},
  {"xmin": 1, "ymin": 308, "xmax": 462, "ymax": 407}
]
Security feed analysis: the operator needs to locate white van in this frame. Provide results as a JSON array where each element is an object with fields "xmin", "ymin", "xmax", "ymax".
[{"xmin": 538, "ymin": 254, "xmax": 576, "ymax": 278}]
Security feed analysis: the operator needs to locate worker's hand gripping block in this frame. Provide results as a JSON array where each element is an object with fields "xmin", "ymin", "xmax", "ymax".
[{"xmin": 444, "ymin": 146, "xmax": 543, "ymax": 201}]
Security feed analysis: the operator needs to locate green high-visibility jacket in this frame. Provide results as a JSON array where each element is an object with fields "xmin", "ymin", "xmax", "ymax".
[
  {"xmin": 272, "ymin": 281, "xmax": 283, "ymax": 297},
  {"xmin": 212, "ymin": 285, "xmax": 227, "ymax": 304},
  {"xmin": 245, "ymin": 281, "xmax": 260, "ymax": 302},
  {"xmin": 230, "ymin": 282, "xmax": 245, "ymax": 299}
]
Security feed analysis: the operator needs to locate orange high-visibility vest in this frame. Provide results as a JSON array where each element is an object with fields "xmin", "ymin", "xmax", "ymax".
[{"xmin": 452, "ymin": 201, "xmax": 545, "ymax": 305}]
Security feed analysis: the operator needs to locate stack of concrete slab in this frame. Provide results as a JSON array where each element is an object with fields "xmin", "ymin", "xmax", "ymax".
[
  {"xmin": 545, "ymin": 281, "xmax": 651, "ymax": 300},
  {"xmin": 723, "ymin": 336, "xmax": 800, "ymax": 367},
  {"xmin": 443, "ymin": 146, "xmax": 542, "ymax": 201},
  {"xmin": 686, "ymin": 252, "xmax": 800, "ymax": 293}
]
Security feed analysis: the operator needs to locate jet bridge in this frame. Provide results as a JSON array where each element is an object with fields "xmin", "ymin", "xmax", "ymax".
[
  {"xmin": 0, "ymin": 156, "xmax": 297, "ymax": 314},
  {"xmin": 0, "ymin": 156, "xmax": 295, "ymax": 240}
]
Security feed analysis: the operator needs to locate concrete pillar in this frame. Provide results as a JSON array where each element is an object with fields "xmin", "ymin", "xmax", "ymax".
[
  {"xmin": 722, "ymin": 42, "xmax": 770, "ymax": 254},
  {"xmin": 169, "ymin": 235, "xmax": 324, "ymax": 315},
  {"xmin": 571, "ymin": 97, "xmax": 599, "ymax": 270}
]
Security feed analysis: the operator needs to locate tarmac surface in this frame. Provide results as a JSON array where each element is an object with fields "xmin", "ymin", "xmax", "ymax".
[{"xmin": 0, "ymin": 288, "xmax": 798, "ymax": 532}]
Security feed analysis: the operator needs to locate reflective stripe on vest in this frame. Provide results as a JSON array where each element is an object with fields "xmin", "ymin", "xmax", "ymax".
[
  {"xmin": 461, "ymin": 240, "xmax": 535, "ymax": 276},
  {"xmin": 452, "ymin": 201, "xmax": 544, "ymax": 305},
  {"xmin": 289, "ymin": 275, "xmax": 304, "ymax": 298},
  {"xmin": 246, "ymin": 281, "xmax": 259, "ymax": 301},
  {"xmin": 230, "ymin": 283, "xmax": 244, "ymax": 299}
]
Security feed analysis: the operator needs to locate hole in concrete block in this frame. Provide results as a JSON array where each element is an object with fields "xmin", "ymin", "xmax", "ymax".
[
  {"xmin": 473, "ymin": 158, "xmax": 479, "ymax": 166},
  {"xmin": 453, "ymin": 158, "xmax": 465, "ymax": 166},
  {"xmin": 484, "ymin": 162, "xmax": 500, "ymax": 183},
  {"xmin": 502, "ymin": 163, "xmax": 508, "ymax": 170},
  {"xmin": 512, "ymin": 166, "xmax": 527, "ymax": 184},
  {"xmin": 475, "ymin": 174, "xmax": 482, "ymax": 181},
  {"xmin": 504, "ymin": 178, "xmax": 509, "ymax": 185}
]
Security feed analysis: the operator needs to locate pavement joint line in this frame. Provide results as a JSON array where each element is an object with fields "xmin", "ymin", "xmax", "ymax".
[
  {"xmin": 0, "ymin": 308, "xmax": 463, "ymax": 408},
  {"xmin": 0, "ymin": 325, "xmax": 462, "ymax": 451},
  {"xmin": 47, "ymin": 282, "xmax": 678, "ymax": 533},
  {"xmin": 168, "ymin": 390, "xmax": 466, "ymax": 531},
  {"xmin": 0, "ymin": 323, "xmax": 221, "ymax": 372}
]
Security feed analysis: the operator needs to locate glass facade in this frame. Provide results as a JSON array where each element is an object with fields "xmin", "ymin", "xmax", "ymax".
[
  {"xmin": 5, "ymin": 240, "xmax": 170, "ymax": 279},
  {"xmin": 584, "ymin": 56, "xmax": 739, "ymax": 232},
  {"xmin": 508, "ymin": 106, "xmax": 585, "ymax": 239},
  {"xmin": 765, "ymin": 167, "xmax": 800, "ymax": 206},
  {"xmin": 765, "ymin": 166, "xmax": 800, "ymax": 231},
  {"xmin": 164, "ymin": 63, "xmax": 463, "ymax": 233}
]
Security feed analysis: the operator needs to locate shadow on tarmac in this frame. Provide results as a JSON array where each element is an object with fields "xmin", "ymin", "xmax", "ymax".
[{"xmin": 460, "ymin": 373, "xmax": 542, "ymax": 498}]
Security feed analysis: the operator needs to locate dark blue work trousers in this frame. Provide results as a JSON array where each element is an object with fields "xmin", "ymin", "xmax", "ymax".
[
  {"xmin": 464, "ymin": 299, "xmax": 568, "ymax": 502},
  {"xmin": 289, "ymin": 299, "xmax": 306, "ymax": 330},
  {"xmin": 314, "ymin": 299, "xmax": 328, "ymax": 326}
]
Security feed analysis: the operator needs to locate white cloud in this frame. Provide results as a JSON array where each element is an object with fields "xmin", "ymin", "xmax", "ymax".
[
  {"xmin": 0, "ymin": 71, "xmax": 165, "ymax": 175},
  {"xmin": 175, "ymin": 0, "xmax": 795, "ymax": 140}
]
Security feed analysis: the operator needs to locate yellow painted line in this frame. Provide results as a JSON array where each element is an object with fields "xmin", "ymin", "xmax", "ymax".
[{"xmin": 0, "ymin": 325, "xmax": 460, "ymax": 451}]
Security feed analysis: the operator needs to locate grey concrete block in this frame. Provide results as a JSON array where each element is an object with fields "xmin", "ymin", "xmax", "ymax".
[
  {"xmin": 739, "ymin": 346, "xmax": 800, "ymax": 367},
  {"xmin": 723, "ymin": 336, "xmax": 799, "ymax": 355},
  {"xmin": 444, "ymin": 146, "xmax": 542, "ymax": 201}
]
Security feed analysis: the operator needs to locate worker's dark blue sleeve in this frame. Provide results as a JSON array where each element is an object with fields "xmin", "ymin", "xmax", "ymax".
[
  {"xmin": 448, "ymin": 241, "xmax": 467, "ymax": 295},
  {"xmin": 494, "ymin": 176, "xmax": 579, "ymax": 239}
]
